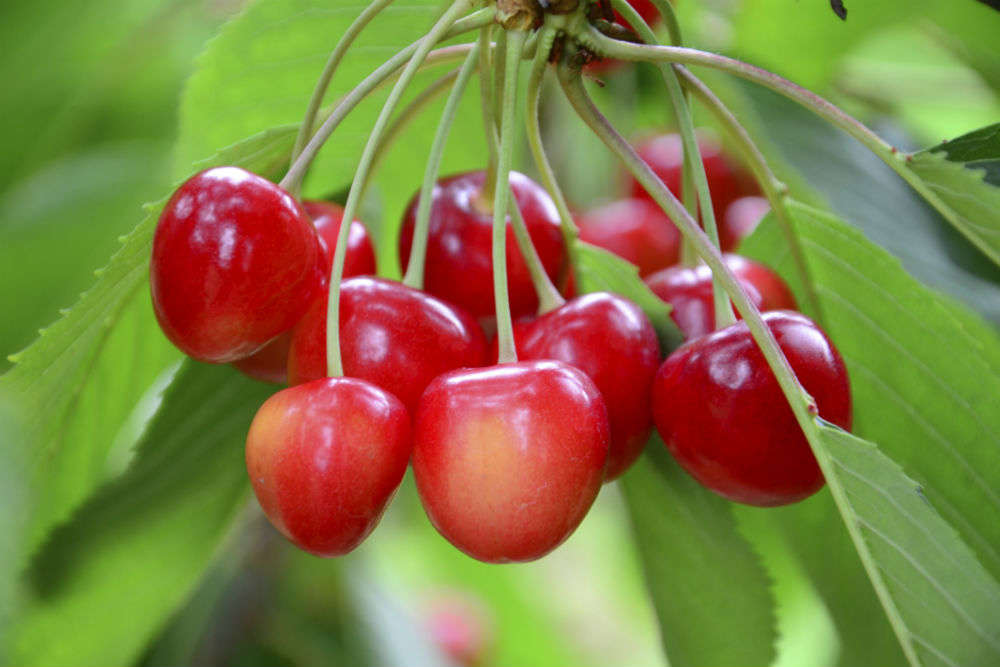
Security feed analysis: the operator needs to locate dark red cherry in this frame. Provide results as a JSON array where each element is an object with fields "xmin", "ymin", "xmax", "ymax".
[
  {"xmin": 512, "ymin": 293, "xmax": 659, "ymax": 480},
  {"xmin": 413, "ymin": 361, "xmax": 609, "ymax": 563},
  {"xmin": 302, "ymin": 200, "xmax": 377, "ymax": 278},
  {"xmin": 245, "ymin": 377, "xmax": 411, "ymax": 556},
  {"xmin": 232, "ymin": 331, "xmax": 293, "ymax": 384},
  {"xmin": 576, "ymin": 198, "xmax": 680, "ymax": 277},
  {"xmin": 586, "ymin": 0, "xmax": 661, "ymax": 72},
  {"xmin": 722, "ymin": 196, "xmax": 769, "ymax": 250},
  {"xmin": 398, "ymin": 171, "xmax": 566, "ymax": 320},
  {"xmin": 652, "ymin": 310, "xmax": 851, "ymax": 506},
  {"xmin": 287, "ymin": 277, "xmax": 488, "ymax": 412},
  {"xmin": 150, "ymin": 167, "xmax": 323, "ymax": 363},
  {"xmin": 628, "ymin": 134, "xmax": 758, "ymax": 249},
  {"xmin": 644, "ymin": 254, "xmax": 796, "ymax": 338}
]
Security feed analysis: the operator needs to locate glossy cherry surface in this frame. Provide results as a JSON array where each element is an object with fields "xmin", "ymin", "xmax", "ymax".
[
  {"xmin": 722, "ymin": 196, "xmax": 770, "ymax": 250},
  {"xmin": 652, "ymin": 310, "xmax": 852, "ymax": 506},
  {"xmin": 302, "ymin": 200, "xmax": 377, "ymax": 278},
  {"xmin": 576, "ymin": 198, "xmax": 680, "ymax": 277},
  {"xmin": 287, "ymin": 277, "xmax": 488, "ymax": 412},
  {"xmin": 628, "ymin": 134, "xmax": 758, "ymax": 249},
  {"xmin": 151, "ymin": 166, "xmax": 323, "ymax": 363},
  {"xmin": 645, "ymin": 254, "xmax": 796, "ymax": 339},
  {"xmin": 413, "ymin": 361, "xmax": 609, "ymax": 563},
  {"xmin": 398, "ymin": 171, "xmax": 566, "ymax": 320},
  {"xmin": 512, "ymin": 293, "xmax": 659, "ymax": 480},
  {"xmin": 245, "ymin": 377, "xmax": 411, "ymax": 556}
]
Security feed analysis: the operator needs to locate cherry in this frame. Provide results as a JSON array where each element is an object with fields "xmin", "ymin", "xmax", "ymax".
[
  {"xmin": 287, "ymin": 276, "xmax": 488, "ymax": 412},
  {"xmin": 245, "ymin": 377, "xmax": 411, "ymax": 556},
  {"xmin": 302, "ymin": 200, "xmax": 377, "ymax": 277},
  {"xmin": 628, "ymin": 134, "xmax": 759, "ymax": 249},
  {"xmin": 722, "ymin": 196, "xmax": 770, "ymax": 250},
  {"xmin": 576, "ymin": 198, "xmax": 680, "ymax": 277},
  {"xmin": 233, "ymin": 201, "xmax": 376, "ymax": 384},
  {"xmin": 424, "ymin": 594, "xmax": 493, "ymax": 667},
  {"xmin": 644, "ymin": 254, "xmax": 796, "ymax": 339},
  {"xmin": 413, "ymin": 360, "xmax": 609, "ymax": 563},
  {"xmin": 398, "ymin": 171, "xmax": 566, "ymax": 320},
  {"xmin": 586, "ymin": 0, "xmax": 661, "ymax": 72},
  {"xmin": 150, "ymin": 166, "xmax": 323, "ymax": 363},
  {"xmin": 511, "ymin": 293, "xmax": 659, "ymax": 480},
  {"xmin": 652, "ymin": 310, "xmax": 851, "ymax": 506}
]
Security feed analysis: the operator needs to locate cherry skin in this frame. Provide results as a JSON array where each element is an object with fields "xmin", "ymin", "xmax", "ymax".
[
  {"xmin": 150, "ymin": 166, "xmax": 323, "ymax": 363},
  {"xmin": 287, "ymin": 276, "xmax": 488, "ymax": 413},
  {"xmin": 644, "ymin": 254, "xmax": 796, "ymax": 339},
  {"xmin": 413, "ymin": 360, "xmax": 609, "ymax": 563},
  {"xmin": 722, "ymin": 196, "xmax": 770, "ymax": 250},
  {"xmin": 628, "ymin": 133, "xmax": 759, "ymax": 249},
  {"xmin": 245, "ymin": 377, "xmax": 411, "ymax": 556},
  {"xmin": 511, "ymin": 293, "xmax": 660, "ymax": 480},
  {"xmin": 302, "ymin": 200, "xmax": 377, "ymax": 277},
  {"xmin": 652, "ymin": 310, "xmax": 851, "ymax": 506},
  {"xmin": 576, "ymin": 198, "xmax": 680, "ymax": 277},
  {"xmin": 233, "ymin": 201, "xmax": 376, "ymax": 384},
  {"xmin": 398, "ymin": 171, "xmax": 566, "ymax": 320}
]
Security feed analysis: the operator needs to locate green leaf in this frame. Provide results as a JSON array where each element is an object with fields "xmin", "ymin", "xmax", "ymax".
[
  {"xmin": 814, "ymin": 423, "xmax": 1000, "ymax": 667},
  {"xmin": 907, "ymin": 123, "xmax": 1000, "ymax": 267},
  {"xmin": 620, "ymin": 441, "xmax": 777, "ymax": 667},
  {"xmin": 574, "ymin": 240, "xmax": 684, "ymax": 351},
  {"xmin": 11, "ymin": 361, "xmax": 272, "ymax": 667},
  {"xmin": 175, "ymin": 0, "xmax": 488, "ymax": 265}
]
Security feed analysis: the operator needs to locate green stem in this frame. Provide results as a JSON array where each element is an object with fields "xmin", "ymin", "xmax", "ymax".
[
  {"xmin": 676, "ymin": 67, "xmax": 823, "ymax": 321},
  {"xmin": 647, "ymin": 0, "xmax": 682, "ymax": 47},
  {"xmin": 324, "ymin": 0, "xmax": 473, "ymax": 377},
  {"xmin": 478, "ymin": 25, "xmax": 499, "ymax": 205},
  {"xmin": 493, "ymin": 30, "xmax": 528, "ymax": 365},
  {"xmin": 279, "ymin": 6, "xmax": 493, "ymax": 193},
  {"xmin": 289, "ymin": 0, "xmax": 397, "ymax": 195},
  {"xmin": 609, "ymin": 0, "xmax": 733, "ymax": 327},
  {"xmin": 403, "ymin": 45, "xmax": 481, "ymax": 289},
  {"xmin": 558, "ymin": 64, "xmax": 922, "ymax": 667},
  {"xmin": 525, "ymin": 28, "xmax": 580, "ymax": 283},
  {"xmin": 509, "ymin": 192, "xmax": 566, "ymax": 314}
]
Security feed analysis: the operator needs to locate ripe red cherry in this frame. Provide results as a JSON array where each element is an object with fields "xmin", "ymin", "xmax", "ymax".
[
  {"xmin": 287, "ymin": 277, "xmax": 488, "ymax": 412},
  {"xmin": 576, "ymin": 198, "xmax": 680, "ymax": 277},
  {"xmin": 628, "ymin": 134, "xmax": 758, "ymax": 249},
  {"xmin": 722, "ymin": 196, "xmax": 770, "ymax": 250},
  {"xmin": 302, "ymin": 200, "xmax": 377, "ymax": 277},
  {"xmin": 398, "ymin": 171, "xmax": 566, "ymax": 320},
  {"xmin": 652, "ymin": 310, "xmax": 851, "ymax": 506},
  {"xmin": 512, "ymin": 293, "xmax": 659, "ymax": 480},
  {"xmin": 233, "ymin": 201, "xmax": 376, "ymax": 384},
  {"xmin": 245, "ymin": 377, "xmax": 411, "ymax": 556},
  {"xmin": 413, "ymin": 361, "xmax": 609, "ymax": 563},
  {"xmin": 150, "ymin": 167, "xmax": 323, "ymax": 363},
  {"xmin": 645, "ymin": 254, "xmax": 796, "ymax": 338}
]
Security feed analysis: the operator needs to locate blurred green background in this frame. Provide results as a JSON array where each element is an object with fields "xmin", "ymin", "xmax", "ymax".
[{"xmin": 1, "ymin": 1, "xmax": 998, "ymax": 666}]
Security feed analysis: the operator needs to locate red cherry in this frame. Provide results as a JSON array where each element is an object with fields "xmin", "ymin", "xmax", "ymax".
[
  {"xmin": 150, "ymin": 167, "xmax": 323, "ymax": 363},
  {"xmin": 413, "ymin": 361, "xmax": 609, "ymax": 562},
  {"xmin": 234, "ymin": 201, "xmax": 377, "ymax": 384},
  {"xmin": 424, "ymin": 594, "xmax": 493, "ymax": 667},
  {"xmin": 245, "ymin": 377, "xmax": 411, "ymax": 556},
  {"xmin": 398, "ymin": 171, "xmax": 566, "ymax": 320},
  {"xmin": 576, "ymin": 198, "xmax": 680, "ymax": 277},
  {"xmin": 644, "ymin": 254, "xmax": 796, "ymax": 338},
  {"xmin": 628, "ymin": 134, "xmax": 758, "ymax": 249},
  {"xmin": 512, "ymin": 293, "xmax": 659, "ymax": 480},
  {"xmin": 652, "ymin": 310, "xmax": 851, "ymax": 506},
  {"xmin": 287, "ymin": 277, "xmax": 488, "ymax": 412},
  {"xmin": 302, "ymin": 200, "xmax": 377, "ymax": 277},
  {"xmin": 722, "ymin": 196, "xmax": 770, "ymax": 250},
  {"xmin": 586, "ymin": 0, "xmax": 662, "ymax": 72}
]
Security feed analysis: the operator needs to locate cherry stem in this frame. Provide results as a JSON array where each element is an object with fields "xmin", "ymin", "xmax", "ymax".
[
  {"xmin": 288, "ymin": 0, "xmax": 397, "ymax": 197},
  {"xmin": 610, "ymin": 0, "xmax": 734, "ymax": 328},
  {"xmin": 525, "ymin": 28, "xmax": 580, "ymax": 285},
  {"xmin": 493, "ymin": 29, "xmax": 528, "ymax": 365},
  {"xmin": 558, "ymin": 65, "xmax": 814, "ymax": 414},
  {"xmin": 403, "ymin": 44, "xmax": 481, "ymax": 290},
  {"xmin": 279, "ymin": 6, "xmax": 493, "ymax": 194},
  {"xmin": 676, "ymin": 68, "xmax": 823, "ymax": 321},
  {"xmin": 478, "ymin": 25, "xmax": 499, "ymax": 206},
  {"xmin": 324, "ymin": 0, "xmax": 473, "ymax": 377},
  {"xmin": 509, "ymin": 193, "xmax": 566, "ymax": 314}
]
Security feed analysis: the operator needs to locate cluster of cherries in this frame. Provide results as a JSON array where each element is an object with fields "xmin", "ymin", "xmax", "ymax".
[{"xmin": 149, "ymin": 131, "xmax": 850, "ymax": 564}]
